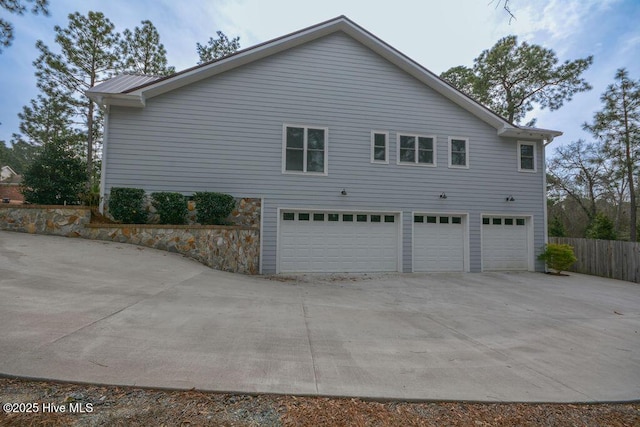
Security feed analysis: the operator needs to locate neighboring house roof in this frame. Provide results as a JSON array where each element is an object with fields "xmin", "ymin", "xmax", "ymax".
[
  {"xmin": 1, "ymin": 174, "xmax": 22, "ymax": 184},
  {"xmin": 87, "ymin": 16, "xmax": 561, "ymax": 142},
  {"xmin": 1, "ymin": 165, "xmax": 18, "ymax": 182}
]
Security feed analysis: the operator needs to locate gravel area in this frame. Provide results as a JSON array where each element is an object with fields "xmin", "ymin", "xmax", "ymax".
[{"xmin": 1, "ymin": 378, "xmax": 638, "ymax": 426}]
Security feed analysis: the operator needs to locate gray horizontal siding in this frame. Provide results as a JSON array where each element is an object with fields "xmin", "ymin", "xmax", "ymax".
[{"xmin": 104, "ymin": 32, "xmax": 547, "ymax": 273}]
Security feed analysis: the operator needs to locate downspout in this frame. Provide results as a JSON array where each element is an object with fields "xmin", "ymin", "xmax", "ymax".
[
  {"xmin": 542, "ymin": 139, "xmax": 548, "ymax": 245},
  {"xmin": 99, "ymin": 102, "xmax": 110, "ymax": 214},
  {"xmin": 542, "ymin": 137, "xmax": 552, "ymax": 272}
]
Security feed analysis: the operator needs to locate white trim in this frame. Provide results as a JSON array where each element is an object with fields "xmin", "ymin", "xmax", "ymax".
[
  {"xmin": 542, "ymin": 142, "xmax": 549, "ymax": 272},
  {"xmin": 370, "ymin": 130, "xmax": 389, "ymax": 164},
  {"xmin": 398, "ymin": 211, "xmax": 404, "ymax": 272},
  {"xmin": 281, "ymin": 124, "xmax": 329, "ymax": 176},
  {"xmin": 396, "ymin": 133, "xmax": 437, "ymax": 167},
  {"xmin": 276, "ymin": 207, "xmax": 402, "ymax": 273},
  {"xmin": 99, "ymin": 106, "xmax": 111, "ymax": 213},
  {"xmin": 517, "ymin": 141, "xmax": 537, "ymax": 173},
  {"xmin": 498, "ymin": 126, "xmax": 562, "ymax": 141},
  {"xmin": 448, "ymin": 137, "xmax": 469, "ymax": 169},
  {"xmin": 480, "ymin": 213, "xmax": 535, "ymax": 272},
  {"xmin": 0, "ymin": 165, "xmax": 17, "ymax": 179},
  {"xmin": 259, "ymin": 197, "xmax": 265, "ymax": 275},
  {"xmin": 411, "ymin": 211, "xmax": 470, "ymax": 273}
]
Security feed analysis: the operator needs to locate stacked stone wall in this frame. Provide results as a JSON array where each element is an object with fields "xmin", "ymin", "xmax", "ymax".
[{"xmin": 0, "ymin": 205, "xmax": 260, "ymax": 274}]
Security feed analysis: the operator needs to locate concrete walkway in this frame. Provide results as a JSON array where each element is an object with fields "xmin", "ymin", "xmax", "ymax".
[{"xmin": 1, "ymin": 230, "xmax": 639, "ymax": 402}]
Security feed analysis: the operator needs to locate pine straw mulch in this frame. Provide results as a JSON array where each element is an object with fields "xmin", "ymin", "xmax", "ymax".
[
  {"xmin": 0, "ymin": 377, "xmax": 638, "ymax": 426},
  {"xmin": 89, "ymin": 208, "xmax": 118, "ymax": 224}
]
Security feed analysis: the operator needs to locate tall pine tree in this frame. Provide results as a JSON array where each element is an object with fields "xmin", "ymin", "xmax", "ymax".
[
  {"xmin": 0, "ymin": 0, "xmax": 49, "ymax": 53},
  {"xmin": 33, "ymin": 11, "xmax": 120, "ymax": 183},
  {"xmin": 119, "ymin": 20, "xmax": 174, "ymax": 75},
  {"xmin": 196, "ymin": 31, "xmax": 240, "ymax": 64},
  {"xmin": 440, "ymin": 36, "xmax": 593, "ymax": 125},
  {"xmin": 13, "ymin": 81, "xmax": 82, "ymax": 151},
  {"xmin": 584, "ymin": 69, "xmax": 640, "ymax": 241}
]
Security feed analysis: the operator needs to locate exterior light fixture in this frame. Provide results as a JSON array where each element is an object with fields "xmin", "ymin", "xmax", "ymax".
[
  {"xmin": 341, "ymin": 189, "xmax": 347, "ymax": 196},
  {"xmin": 506, "ymin": 195, "xmax": 515, "ymax": 202},
  {"xmin": 439, "ymin": 192, "xmax": 447, "ymax": 199}
]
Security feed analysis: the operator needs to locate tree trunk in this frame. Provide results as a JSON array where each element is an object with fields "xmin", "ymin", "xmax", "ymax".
[{"xmin": 623, "ymin": 91, "xmax": 637, "ymax": 241}]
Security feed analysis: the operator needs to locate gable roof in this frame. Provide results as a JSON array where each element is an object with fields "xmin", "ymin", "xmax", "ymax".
[
  {"xmin": 87, "ymin": 16, "xmax": 561, "ymax": 141},
  {"xmin": 1, "ymin": 165, "xmax": 18, "ymax": 181}
]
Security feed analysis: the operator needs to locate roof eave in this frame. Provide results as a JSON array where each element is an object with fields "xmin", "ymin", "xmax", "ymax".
[
  {"xmin": 497, "ymin": 126, "xmax": 563, "ymax": 142},
  {"xmin": 86, "ymin": 92, "xmax": 146, "ymax": 108}
]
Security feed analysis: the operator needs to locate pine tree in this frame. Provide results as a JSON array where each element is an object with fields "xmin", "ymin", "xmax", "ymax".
[
  {"xmin": 13, "ymin": 81, "xmax": 82, "ymax": 152},
  {"xmin": 119, "ymin": 20, "xmax": 175, "ymax": 75},
  {"xmin": 440, "ymin": 36, "xmax": 593, "ymax": 125},
  {"xmin": 196, "ymin": 31, "xmax": 240, "ymax": 64},
  {"xmin": 584, "ymin": 69, "xmax": 640, "ymax": 241},
  {"xmin": 0, "ymin": 0, "xmax": 49, "ymax": 53},
  {"xmin": 585, "ymin": 213, "xmax": 618, "ymax": 240},
  {"xmin": 33, "ymin": 11, "xmax": 120, "ymax": 185},
  {"xmin": 548, "ymin": 216, "xmax": 566, "ymax": 237}
]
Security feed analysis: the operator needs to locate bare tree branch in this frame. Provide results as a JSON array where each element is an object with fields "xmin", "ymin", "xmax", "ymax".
[{"xmin": 490, "ymin": 0, "xmax": 516, "ymax": 24}]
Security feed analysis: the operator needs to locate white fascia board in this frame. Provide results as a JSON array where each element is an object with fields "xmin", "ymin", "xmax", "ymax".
[
  {"xmin": 498, "ymin": 126, "xmax": 563, "ymax": 142},
  {"xmin": 87, "ymin": 92, "xmax": 146, "ymax": 108}
]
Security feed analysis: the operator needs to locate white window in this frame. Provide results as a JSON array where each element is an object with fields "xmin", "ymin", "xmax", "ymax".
[
  {"xmin": 371, "ymin": 131, "xmax": 389, "ymax": 164},
  {"xmin": 283, "ymin": 125, "xmax": 328, "ymax": 175},
  {"xmin": 397, "ymin": 134, "xmax": 436, "ymax": 166},
  {"xmin": 518, "ymin": 141, "xmax": 537, "ymax": 172},
  {"xmin": 448, "ymin": 137, "xmax": 469, "ymax": 168}
]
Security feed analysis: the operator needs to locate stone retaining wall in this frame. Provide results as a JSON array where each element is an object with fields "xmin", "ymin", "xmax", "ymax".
[
  {"xmin": 0, "ymin": 205, "xmax": 91, "ymax": 236},
  {"xmin": 0, "ymin": 205, "xmax": 260, "ymax": 274},
  {"xmin": 84, "ymin": 224, "xmax": 259, "ymax": 274}
]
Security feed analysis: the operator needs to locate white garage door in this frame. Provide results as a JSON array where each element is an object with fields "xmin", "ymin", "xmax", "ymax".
[
  {"xmin": 278, "ymin": 211, "xmax": 399, "ymax": 273},
  {"xmin": 413, "ymin": 214, "xmax": 465, "ymax": 272},
  {"xmin": 482, "ymin": 216, "xmax": 529, "ymax": 271}
]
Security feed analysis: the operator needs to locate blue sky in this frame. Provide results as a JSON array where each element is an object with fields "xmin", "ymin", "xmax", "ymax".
[{"xmin": 0, "ymin": 0, "xmax": 638, "ymax": 154}]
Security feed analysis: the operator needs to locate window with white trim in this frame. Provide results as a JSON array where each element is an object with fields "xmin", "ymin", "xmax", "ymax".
[
  {"xmin": 448, "ymin": 137, "xmax": 469, "ymax": 168},
  {"xmin": 371, "ymin": 131, "xmax": 388, "ymax": 164},
  {"xmin": 518, "ymin": 141, "xmax": 536, "ymax": 172},
  {"xmin": 397, "ymin": 134, "xmax": 436, "ymax": 166},
  {"xmin": 283, "ymin": 125, "xmax": 328, "ymax": 174}
]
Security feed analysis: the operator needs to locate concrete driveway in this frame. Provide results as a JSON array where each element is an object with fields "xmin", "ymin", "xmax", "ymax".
[{"xmin": 1, "ymin": 231, "xmax": 639, "ymax": 402}]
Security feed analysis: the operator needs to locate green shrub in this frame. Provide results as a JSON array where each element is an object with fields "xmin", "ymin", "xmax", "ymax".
[
  {"xmin": 150, "ymin": 192, "xmax": 187, "ymax": 224},
  {"xmin": 108, "ymin": 187, "xmax": 147, "ymax": 224},
  {"xmin": 538, "ymin": 243, "xmax": 577, "ymax": 274},
  {"xmin": 192, "ymin": 192, "xmax": 235, "ymax": 225},
  {"xmin": 548, "ymin": 216, "xmax": 566, "ymax": 237},
  {"xmin": 585, "ymin": 213, "xmax": 617, "ymax": 240},
  {"xmin": 21, "ymin": 140, "xmax": 88, "ymax": 205}
]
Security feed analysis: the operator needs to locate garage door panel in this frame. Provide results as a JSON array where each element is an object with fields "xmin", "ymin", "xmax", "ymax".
[
  {"xmin": 482, "ymin": 217, "xmax": 529, "ymax": 271},
  {"xmin": 413, "ymin": 216, "xmax": 465, "ymax": 272},
  {"xmin": 279, "ymin": 211, "xmax": 399, "ymax": 273}
]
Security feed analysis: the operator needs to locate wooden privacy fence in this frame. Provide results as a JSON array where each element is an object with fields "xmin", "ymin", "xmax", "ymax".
[{"xmin": 550, "ymin": 237, "xmax": 640, "ymax": 283}]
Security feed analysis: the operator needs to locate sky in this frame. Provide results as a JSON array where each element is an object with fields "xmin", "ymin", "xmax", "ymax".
[{"xmin": 0, "ymin": 0, "xmax": 638, "ymax": 156}]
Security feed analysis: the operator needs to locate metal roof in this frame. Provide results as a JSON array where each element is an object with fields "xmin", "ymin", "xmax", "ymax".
[{"xmin": 88, "ymin": 74, "xmax": 162, "ymax": 95}]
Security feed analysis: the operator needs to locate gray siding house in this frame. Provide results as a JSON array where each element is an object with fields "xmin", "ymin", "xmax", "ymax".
[{"xmin": 88, "ymin": 16, "xmax": 561, "ymax": 275}]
